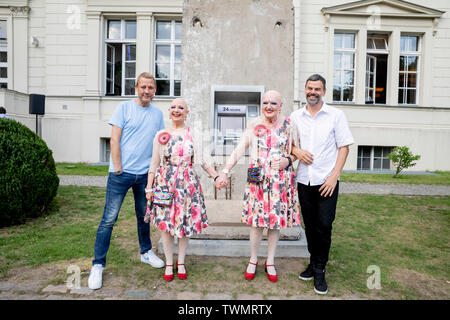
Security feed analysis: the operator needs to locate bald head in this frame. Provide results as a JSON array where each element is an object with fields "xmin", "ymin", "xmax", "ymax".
[
  {"xmin": 261, "ymin": 90, "xmax": 282, "ymax": 121},
  {"xmin": 168, "ymin": 98, "xmax": 189, "ymax": 122},
  {"xmin": 170, "ymin": 98, "xmax": 188, "ymax": 108},
  {"xmin": 263, "ymin": 90, "xmax": 282, "ymax": 104}
]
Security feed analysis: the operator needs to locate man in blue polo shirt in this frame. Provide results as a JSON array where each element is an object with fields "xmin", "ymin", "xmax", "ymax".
[{"xmin": 88, "ymin": 72, "xmax": 165, "ymax": 290}]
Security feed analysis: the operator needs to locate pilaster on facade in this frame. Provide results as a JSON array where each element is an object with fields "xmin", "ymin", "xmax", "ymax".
[
  {"xmin": 85, "ymin": 10, "xmax": 102, "ymax": 97},
  {"xmin": 136, "ymin": 11, "xmax": 153, "ymax": 76},
  {"xmin": 8, "ymin": 4, "xmax": 29, "ymax": 94}
]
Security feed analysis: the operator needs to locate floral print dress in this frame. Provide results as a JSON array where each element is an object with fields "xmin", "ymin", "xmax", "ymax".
[
  {"xmin": 242, "ymin": 118, "xmax": 301, "ymax": 229},
  {"xmin": 144, "ymin": 129, "xmax": 208, "ymax": 238}
]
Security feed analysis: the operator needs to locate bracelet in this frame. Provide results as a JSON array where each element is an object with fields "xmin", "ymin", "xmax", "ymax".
[
  {"xmin": 145, "ymin": 188, "xmax": 153, "ymax": 193},
  {"xmin": 213, "ymin": 176, "xmax": 219, "ymax": 182},
  {"xmin": 284, "ymin": 156, "xmax": 293, "ymax": 168}
]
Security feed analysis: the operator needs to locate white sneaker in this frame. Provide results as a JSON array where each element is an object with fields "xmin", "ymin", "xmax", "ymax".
[
  {"xmin": 88, "ymin": 264, "xmax": 104, "ymax": 290},
  {"xmin": 141, "ymin": 249, "xmax": 165, "ymax": 268}
]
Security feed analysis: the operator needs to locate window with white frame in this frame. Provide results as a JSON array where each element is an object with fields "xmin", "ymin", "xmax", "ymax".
[
  {"xmin": 105, "ymin": 19, "xmax": 136, "ymax": 96},
  {"xmin": 399, "ymin": 35, "xmax": 420, "ymax": 105},
  {"xmin": 0, "ymin": 20, "xmax": 7, "ymax": 89},
  {"xmin": 365, "ymin": 33, "xmax": 389, "ymax": 104},
  {"xmin": 357, "ymin": 146, "xmax": 393, "ymax": 171},
  {"xmin": 154, "ymin": 20, "xmax": 182, "ymax": 97},
  {"xmin": 333, "ymin": 32, "xmax": 356, "ymax": 102}
]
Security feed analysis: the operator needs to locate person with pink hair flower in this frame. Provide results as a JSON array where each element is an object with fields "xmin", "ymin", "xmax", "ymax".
[
  {"xmin": 145, "ymin": 98, "xmax": 221, "ymax": 282},
  {"xmin": 217, "ymin": 90, "xmax": 302, "ymax": 282}
]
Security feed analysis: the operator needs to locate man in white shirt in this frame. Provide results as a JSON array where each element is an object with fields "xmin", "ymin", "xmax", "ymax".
[{"xmin": 291, "ymin": 74, "xmax": 354, "ymax": 295}]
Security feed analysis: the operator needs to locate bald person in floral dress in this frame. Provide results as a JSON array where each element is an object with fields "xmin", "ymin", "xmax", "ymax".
[{"xmin": 217, "ymin": 90, "xmax": 301, "ymax": 282}]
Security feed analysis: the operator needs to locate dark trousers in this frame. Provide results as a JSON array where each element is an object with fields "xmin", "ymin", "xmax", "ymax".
[{"xmin": 298, "ymin": 181, "xmax": 339, "ymax": 270}]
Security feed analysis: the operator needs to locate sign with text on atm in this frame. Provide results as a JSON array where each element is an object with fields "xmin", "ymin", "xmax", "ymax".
[{"xmin": 217, "ymin": 105, "xmax": 247, "ymax": 115}]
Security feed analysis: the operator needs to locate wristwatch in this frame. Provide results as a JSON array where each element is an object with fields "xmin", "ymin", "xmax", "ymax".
[
  {"xmin": 145, "ymin": 188, "xmax": 153, "ymax": 193},
  {"xmin": 113, "ymin": 169, "xmax": 123, "ymax": 176}
]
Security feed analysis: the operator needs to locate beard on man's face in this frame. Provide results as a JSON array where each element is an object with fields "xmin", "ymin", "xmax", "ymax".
[{"xmin": 306, "ymin": 94, "xmax": 321, "ymax": 106}]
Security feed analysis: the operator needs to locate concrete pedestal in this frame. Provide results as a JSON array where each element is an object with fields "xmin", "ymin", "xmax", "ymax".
[{"xmin": 157, "ymin": 199, "xmax": 309, "ymax": 258}]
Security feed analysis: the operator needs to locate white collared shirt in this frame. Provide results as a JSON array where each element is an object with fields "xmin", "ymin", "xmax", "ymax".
[{"xmin": 291, "ymin": 102, "xmax": 354, "ymax": 186}]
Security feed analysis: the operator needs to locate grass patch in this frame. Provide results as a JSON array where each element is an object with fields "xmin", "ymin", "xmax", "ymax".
[
  {"xmin": 341, "ymin": 171, "xmax": 450, "ymax": 185},
  {"xmin": 0, "ymin": 186, "xmax": 449, "ymax": 299},
  {"xmin": 56, "ymin": 162, "xmax": 109, "ymax": 176}
]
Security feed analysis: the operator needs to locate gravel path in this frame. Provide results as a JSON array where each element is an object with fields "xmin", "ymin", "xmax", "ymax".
[{"xmin": 59, "ymin": 175, "xmax": 450, "ymax": 196}]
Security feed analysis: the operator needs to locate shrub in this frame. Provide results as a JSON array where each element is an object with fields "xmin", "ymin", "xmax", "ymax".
[
  {"xmin": 0, "ymin": 118, "xmax": 59, "ymax": 227},
  {"xmin": 387, "ymin": 146, "xmax": 421, "ymax": 178}
]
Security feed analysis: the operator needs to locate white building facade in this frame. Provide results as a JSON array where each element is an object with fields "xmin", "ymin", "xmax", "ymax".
[{"xmin": 1, "ymin": 0, "xmax": 449, "ymax": 174}]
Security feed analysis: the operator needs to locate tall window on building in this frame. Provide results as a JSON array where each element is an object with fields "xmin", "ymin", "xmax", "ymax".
[
  {"xmin": 0, "ymin": 20, "xmax": 7, "ymax": 89},
  {"xmin": 100, "ymin": 138, "xmax": 111, "ymax": 162},
  {"xmin": 357, "ymin": 146, "xmax": 393, "ymax": 170},
  {"xmin": 366, "ymin": 34, "xmax": 389, "ymax": 104},
  {"xmin": 154, "ymin": 20, "xmax": 181, "ymax": 97},
  {"xmin": 105, "ymin": 19, "xmax": 136, "ymax": 96},
  {"xmin": 399, "ymin": 35, "xmax": 420, "ymax": 105},
  {"xmin": 333, "ymin": 32, "xmax": 356, "ymax": 102}
]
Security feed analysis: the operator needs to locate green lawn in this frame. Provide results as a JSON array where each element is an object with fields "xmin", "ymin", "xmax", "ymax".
[
  {"xmin": 1, "ymin": 186, "xmax": 448, "ymax": 299},
  {"xmin": 56, "ymin": 162, "xmax": 109, "ymax": 176},
  {"xmin": 341, "ymin": 171, "xmax": 450, "ymax": 185}
]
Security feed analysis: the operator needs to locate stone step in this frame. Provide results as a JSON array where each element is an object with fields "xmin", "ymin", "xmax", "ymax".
[
  {"xmin": 201, "ymin": 199, "xmax": 302, "ymax": 240},
  {"xmin": 158, "ymin": 227, "xmax": 309, "ymax": 258},
  {"xmin": 157, "ymin": 199, "xmax": 309, "ymax": 258},
  {"xmin": 204, "ymin": 199, "xmax": 243, "ymax": 223},
  {"xmin": 192, "ymin": 224, "xmax": 301, "ymax": 240}
]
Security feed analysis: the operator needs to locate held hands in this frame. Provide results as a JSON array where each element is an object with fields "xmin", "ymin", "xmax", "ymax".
[{"xmin": 215, "ymin": 173, "xmax": 229, "ymax": 190}]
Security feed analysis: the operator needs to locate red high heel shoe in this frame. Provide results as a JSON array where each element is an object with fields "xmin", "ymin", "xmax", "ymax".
[
  {"xmin": 177, "ymin": 262, "xmax": 187, "ymax": 280},
  {"xmin": 164, "ymin": 265, "xmax": 174, "ymax": 282},
  {"xmin": 244, "ymin": 261, "xmax": 258, "ymax": 280},
  {"xmin": 265, "ymin": 260, "xmax": 278, "ymax": 282}
]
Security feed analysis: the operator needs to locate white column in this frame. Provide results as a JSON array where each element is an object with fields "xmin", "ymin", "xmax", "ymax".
[
  {"xmin": 10, "ymin": 6, "xmax": 29, "ymax": 93},
  {"xmin": 388, "ymin": 28, "xmax": 400, "ymax": 106},
  {"xmin": 85, "ymin": 11, "xmax": 102, "ymax": 96},
  {"xmin": 420, "ymin": 29, "xmax": 432, "ymax": 107},
  {"xmin": 136, "ymin": 12, "xmax": 153, "ymax": 76},
  {"xmin": 355, "ymin": 27, "xmax": 367, "ymax": 105}
]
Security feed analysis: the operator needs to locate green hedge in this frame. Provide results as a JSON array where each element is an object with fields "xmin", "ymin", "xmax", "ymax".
[{"xmin": 0, "ymin": 118, "xmax": 59, "ymax": 227}]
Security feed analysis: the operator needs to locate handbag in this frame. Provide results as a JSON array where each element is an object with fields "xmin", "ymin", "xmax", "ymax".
[
  {"xmin": 247, "ymin": 166, "xmax": 263, "ymax": 183},
  {"xmin": 153, "ymin": 128, "xmax": 189, "ymax": 207},
  {"xmin": 153, "ymin": 187, "xmax": 175, "ymax": 206}
]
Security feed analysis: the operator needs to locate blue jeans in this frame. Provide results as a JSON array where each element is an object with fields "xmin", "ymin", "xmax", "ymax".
[{"xmin": 92, "ymin": 172, "xmax": 152, "ymax": 267}]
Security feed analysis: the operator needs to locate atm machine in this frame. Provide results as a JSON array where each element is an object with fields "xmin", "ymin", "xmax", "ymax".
[
  {"xmin": 211, "ymin": 86, "xmax": 264, "ymax": 156},
  {"xmin": 215, "ymin": 104, "xmax": 259, "ymax": 155}
]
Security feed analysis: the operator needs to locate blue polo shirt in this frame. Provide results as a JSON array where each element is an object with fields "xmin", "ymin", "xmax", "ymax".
[{"xmin": 108, "ymin": 99, "xmax": 164, "ymax": 175}]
